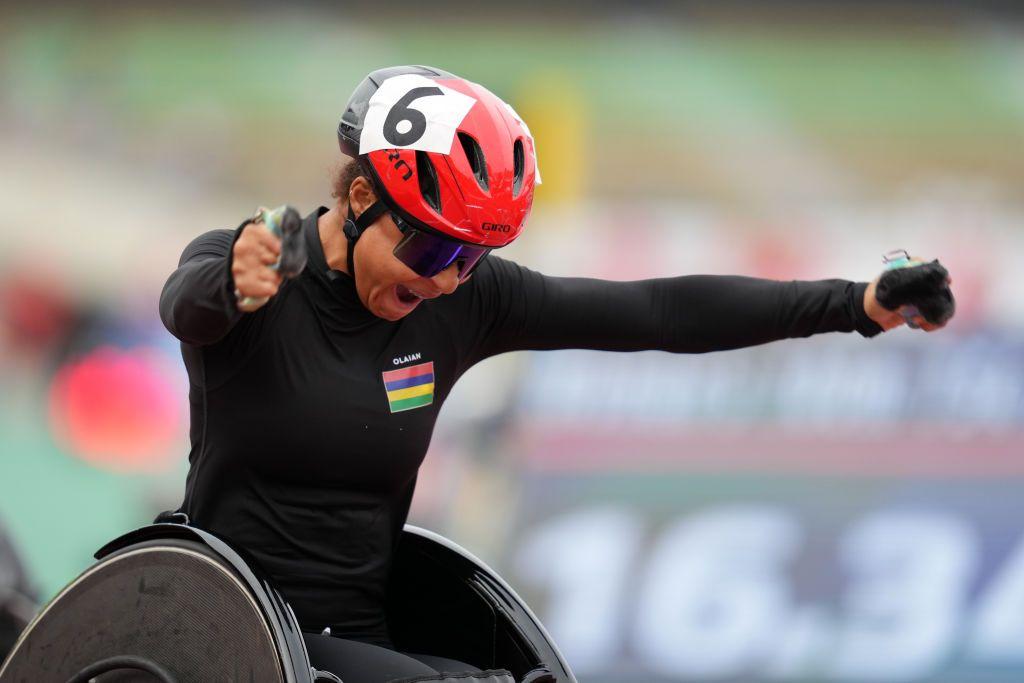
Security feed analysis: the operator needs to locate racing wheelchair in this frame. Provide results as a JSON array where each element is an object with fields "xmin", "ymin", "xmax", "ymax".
[{"xmin": 0, "ymin": 520, "xmax": 574, "ymax": 683}]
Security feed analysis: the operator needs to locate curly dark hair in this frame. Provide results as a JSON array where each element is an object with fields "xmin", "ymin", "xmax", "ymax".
[{"xmin": 330, "ymin": 158, "xmax": 364, "ymax": 205}]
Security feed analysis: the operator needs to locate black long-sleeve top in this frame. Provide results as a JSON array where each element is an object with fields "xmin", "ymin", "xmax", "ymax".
[{"xmin": 159, "ymin": 206, "xmax": 882, "ymax": 646}]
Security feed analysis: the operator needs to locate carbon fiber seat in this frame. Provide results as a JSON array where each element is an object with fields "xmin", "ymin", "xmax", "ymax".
[{"xmin": 0, "ymin": 523, "xmax": 574, "ymax": 683}]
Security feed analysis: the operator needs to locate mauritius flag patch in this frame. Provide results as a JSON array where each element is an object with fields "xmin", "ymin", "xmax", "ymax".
[{"xmin": 382, "ymin": 361, "xmax": 435, "ymax": 413}]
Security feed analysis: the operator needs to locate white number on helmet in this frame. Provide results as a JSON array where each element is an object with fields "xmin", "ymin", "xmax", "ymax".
[{"xmin": 359, "ymin": 74, "xmax": 477, "ymax": 156}]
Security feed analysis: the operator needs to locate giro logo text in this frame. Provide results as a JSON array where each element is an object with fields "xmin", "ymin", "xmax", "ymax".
[{"xmin": 482, "ymin": 222, "xmax": 511, "ymax": 233}]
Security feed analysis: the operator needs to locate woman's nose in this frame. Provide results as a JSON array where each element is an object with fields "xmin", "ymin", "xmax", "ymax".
[{"xmin": 430, "ymin": 263, "xmax": 460, "ymax": 295}]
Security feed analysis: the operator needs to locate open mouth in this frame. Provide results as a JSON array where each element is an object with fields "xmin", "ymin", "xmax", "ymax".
[{"xmin": 396, "ymin": 284, "xmax": 424, "ymax": 305}]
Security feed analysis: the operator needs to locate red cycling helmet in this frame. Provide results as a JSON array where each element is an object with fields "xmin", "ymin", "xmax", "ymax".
[{"xmin": 337, "ymin": 66, "xmax": 539, "ymax": 262}]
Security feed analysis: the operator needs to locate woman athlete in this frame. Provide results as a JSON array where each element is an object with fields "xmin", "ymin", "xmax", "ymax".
[{"xmin": 159, "ymin": 65, "xmax": 954, "ymax": 683}]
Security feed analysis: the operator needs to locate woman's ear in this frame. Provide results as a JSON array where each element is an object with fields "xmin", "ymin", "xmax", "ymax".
[{"xmin": 348, "ymin": 176, "xmax": 378, "ymax": 216}]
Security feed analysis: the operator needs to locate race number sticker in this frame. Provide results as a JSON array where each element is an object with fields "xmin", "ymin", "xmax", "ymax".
[
  {"xmin": 359, "ymin": 74, "xmax": 477, "ymax": 156},
  {"xmin": 504, "ymin": 102, "xmax": 543, "ymax": 185}
]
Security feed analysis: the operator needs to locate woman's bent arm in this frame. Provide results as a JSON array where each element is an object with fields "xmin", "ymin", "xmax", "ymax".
[{"xmin": 159, "ymin": 229, "xmax": 243, "ymax": 346}]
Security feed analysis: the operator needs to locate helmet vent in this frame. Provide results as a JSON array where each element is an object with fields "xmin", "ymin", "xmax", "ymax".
[
  {"xmin": 415, "ymin": 150, "xmax": 442, "ymax": 213},
  {"xmin": 512, "ymin": 138, "xmax": 525, "ymax": 197},
  {"xmin": 458, "ymin": 132, "xmax": 489, "ymax": 192}
]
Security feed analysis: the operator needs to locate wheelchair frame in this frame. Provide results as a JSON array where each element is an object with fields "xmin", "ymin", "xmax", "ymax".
[{"xmin": 0, "ymin": 523, "xmax": 574, "ymax": 683}]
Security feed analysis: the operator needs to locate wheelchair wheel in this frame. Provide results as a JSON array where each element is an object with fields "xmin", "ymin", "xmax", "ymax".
[{"xmin": 0, "ymin": 536, "xmax": 290, "ymax": 682}]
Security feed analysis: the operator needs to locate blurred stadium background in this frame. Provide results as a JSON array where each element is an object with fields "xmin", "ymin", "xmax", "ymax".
[{"xmin": 2, "ymin": 2, "xmax": 1024, "ymax": 681}]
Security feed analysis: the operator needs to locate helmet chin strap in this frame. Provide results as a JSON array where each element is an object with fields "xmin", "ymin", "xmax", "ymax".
[{"xmin": 342, "ymin": 201, "xmax": 388, "ymax": 280}]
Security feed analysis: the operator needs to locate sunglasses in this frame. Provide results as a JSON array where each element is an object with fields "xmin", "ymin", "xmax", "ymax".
[{"xmin": 391, "ymin": 213, "xmax": 490, "ymax": 282}]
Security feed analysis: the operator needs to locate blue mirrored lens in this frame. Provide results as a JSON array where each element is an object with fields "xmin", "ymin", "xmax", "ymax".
[{"xmin": 392, "ymin": 223, "xmax": 489, "ymax": 282}]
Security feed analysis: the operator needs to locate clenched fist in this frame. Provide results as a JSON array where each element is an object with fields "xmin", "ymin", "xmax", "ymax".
[
  {"xmin": 863, "ymin": 258, "xmax": 955, "ymax": 332},
  {"xmin": 232, "ymin": 222, "xmax": 283, "ymax": 312}
]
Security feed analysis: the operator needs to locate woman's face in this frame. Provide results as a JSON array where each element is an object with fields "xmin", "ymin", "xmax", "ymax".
[{"xmin": 353, "ymin": 214, "xmax": 462, "ymax": 321}]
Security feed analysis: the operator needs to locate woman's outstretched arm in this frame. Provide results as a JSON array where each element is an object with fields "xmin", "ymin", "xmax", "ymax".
[{"xmin": 462, "ymin": 256, "xmax": 884, "ymax": 361}]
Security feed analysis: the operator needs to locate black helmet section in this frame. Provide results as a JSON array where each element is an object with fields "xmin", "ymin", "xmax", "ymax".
[
  {"xmin": 338, "ymin": 65, "xmax": 457, "ymax": 158},
  {"xmin": 457, "ymin": 132, "xmax": 489, "ymax": 192},
  {"xmin": 512, "ymin": 138, "xmax": 526, "ymax": 197},
  {"xmin": 416, "ymin": 150, "xmax": 442, "ymax": 212}
]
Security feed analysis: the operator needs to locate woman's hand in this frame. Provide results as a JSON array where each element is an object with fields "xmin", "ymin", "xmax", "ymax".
[
  {"xmin": 863, "ymin": 258, "xmax": 954, "ymax": 332},
  {"xmin": 232, "ymin": 222, "xmax": 283, "ymax": 311}
]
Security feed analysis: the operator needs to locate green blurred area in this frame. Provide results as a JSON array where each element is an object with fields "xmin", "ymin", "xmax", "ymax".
[
  {"xmin": 0, "ymin": 403, "xmax": 181, "ymax": 599},
  {"xmin": 5, "ymin": 9, "xmax": 1023, "ymax": 203}
]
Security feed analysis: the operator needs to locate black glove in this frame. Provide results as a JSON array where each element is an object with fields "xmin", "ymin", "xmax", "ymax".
[{"xmin": 875, "ymin": 259, "xmax": 955, "ymax": 326}]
